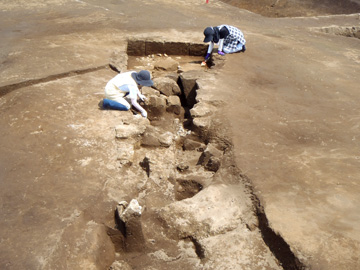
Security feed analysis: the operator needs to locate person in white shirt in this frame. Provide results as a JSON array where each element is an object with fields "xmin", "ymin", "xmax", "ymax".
[{"xmin": 101, "ymin": 70, "xmax": 153, "ymax": 118}]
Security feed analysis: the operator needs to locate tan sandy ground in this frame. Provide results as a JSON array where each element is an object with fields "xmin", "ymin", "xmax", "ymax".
[{"xmin": 0, "ymin": 0, "xmax": 360, "ymax": 269}]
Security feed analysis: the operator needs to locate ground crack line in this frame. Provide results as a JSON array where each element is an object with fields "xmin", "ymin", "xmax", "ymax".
[
  {"xmin": 0, "ymin": 65, "xmax": 108, "ymax": 97},
  {"xmin": 243, "ymin": 174, "xmax": 306, "ymax": 270}
]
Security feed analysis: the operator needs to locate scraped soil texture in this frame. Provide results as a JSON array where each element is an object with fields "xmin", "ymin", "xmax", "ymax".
[{"xmin": 219, "ymin": 0, "xmax": 360, "ymax": 17}]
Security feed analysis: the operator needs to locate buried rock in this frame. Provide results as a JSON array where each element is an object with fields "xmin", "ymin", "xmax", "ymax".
[
  {"xmin": 154, "ymin": 57, "xmax": 179, "ymax": 72},
  {"xmin": 158, "ymin": 184, "xmax": 258, "ymax": 239},
  {"xmin": 152, "ymin": 77, "xmax": 181, "ymax": 97},
  {"xmin": 166, "ymin": 95, "xmax": 183, "ymax": 115},
  {"xmin": 182, "ymin": 138, "xmax": 206, "ymax": 151},
  {"xmin": 141, "ymin": 126, "xmax": 174, "ymax": 148},
  {"xmin": 144, "ymin": 95, "xmax": 167, "ymax": 117},
  {"xmin": 197, "ymin": 143, "xmax": 223, "ymax": 172},
  {"xmin": 116, "ymin": 200, "xmax": 146, "ymax": 252}
]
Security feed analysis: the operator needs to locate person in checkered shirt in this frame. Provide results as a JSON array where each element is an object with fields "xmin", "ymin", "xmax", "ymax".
[{"xmin": 203, "ymin": 25, "xmax": 246, "ymax": 61}]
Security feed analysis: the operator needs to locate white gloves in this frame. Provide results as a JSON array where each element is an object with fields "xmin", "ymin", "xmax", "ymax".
[{"xmin": 141, "ymin": 110, "xmax": 147, "ymax": 118}]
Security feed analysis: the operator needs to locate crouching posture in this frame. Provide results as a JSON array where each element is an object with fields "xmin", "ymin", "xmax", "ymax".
[
  {"xmin": 203, "ymin": 25, "xmax": 246, "ymax": 61},
  {"xmin": 101, "ymin": 70, "xmax": 153, "ymax": 118}
]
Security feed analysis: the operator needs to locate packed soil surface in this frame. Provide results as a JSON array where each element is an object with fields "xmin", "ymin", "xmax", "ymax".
[
  {"xmin": 1, "ymin": 0, "xmax": 360, "ymax": 270},
  {"xmin": 220, "ymin": 0, "xmax": 360, "ymax": 17}
]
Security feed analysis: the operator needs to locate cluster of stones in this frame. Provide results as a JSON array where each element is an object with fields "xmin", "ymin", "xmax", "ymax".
[{"xmin": 106, "ymin": 50, "xmax": 283, "ymax": 269}]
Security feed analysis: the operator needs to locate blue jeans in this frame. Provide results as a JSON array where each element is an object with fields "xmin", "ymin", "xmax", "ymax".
[{"xmin": 102, "ymin": 99, "xmax": 129, "ymax": 111}]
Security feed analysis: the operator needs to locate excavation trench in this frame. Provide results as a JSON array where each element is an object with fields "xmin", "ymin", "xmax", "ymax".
[
  {"xmin": 106, "ymin": 40, "xmax": 306, "ymax": 270},
  {"xmin": 0, "ymin": 38, "xmax": 306, "ymax": 270}
]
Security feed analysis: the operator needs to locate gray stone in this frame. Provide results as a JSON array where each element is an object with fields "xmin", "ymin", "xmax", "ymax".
[
  {"xmin": 166, "ymin": 95, "xmax": 182, "ymax": 115},
  {"xmin": 153, "ymin": 77, "xmax": 181, "ymax": 96},
  {"xmin": 145, "ymin": 95, "xmax": 167, "ymax": 117},
  {"xmin": 154, "ymin": 58, "xmax": 179, "ymax": 72},
  {"xmin": 190, "ymin": 103, "xmax": 213, "ymax": 118},
  {"xmin": 183, "ymin": 138, "xmax": 205, "ymax": 151},
  {"xmin": 116, "ymin": 200, "xmax": 145, "ymax": 252},
  {"xmin": 159, "ymin": 184, "xmax": 258, "ymax": 239},
  {"xmin": 142, "ymin": 86, "xmax": 160, "ymax": 97},
  {"xmin": 192, "ymin": 117, "xmax": 211, "ymax": 136},
  {"xmin": 141, "ymin": 128, "xmax": 173, "ymax": 148},
  {"xmin": 117, "ymin": 199, "xmax": 142, "ymax": 223},
  {"xmin": 158, "ymin": 131, "xmax": 174, "ymax": 147},
  {"xmin": 198, "ymin": 143, "xmax": 223, "ymax": 172}
]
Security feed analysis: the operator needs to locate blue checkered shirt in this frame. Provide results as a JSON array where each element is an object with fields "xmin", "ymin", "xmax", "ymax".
[{"xmin": 219, "ymin": 25, "xmax": 246, "ymax": 53}]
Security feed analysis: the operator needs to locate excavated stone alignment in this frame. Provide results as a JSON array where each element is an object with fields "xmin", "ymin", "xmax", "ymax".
[
  {"xmin": 107, "ymin": 39, "xmax": 306, "ymax": 270},
  {"xmin": 0, "ymin": 36, "xmax": 306, "ymax": 269}
]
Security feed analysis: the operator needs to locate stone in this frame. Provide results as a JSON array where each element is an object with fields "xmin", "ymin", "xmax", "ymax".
[
  {"xmin": 154, "ymin": 58, "xmax": 179, "ymax": 72},
  {"xmin": 165, "ymin": 73, "xmax": 179, "ymax": 82},
  {"xmin": 177, "ymin": 163, "xmax": 189, "ymax": 172},
  {"xmin": 116, "ymin": 200, "xmax": 145, "ymax": 252},
  {"xmin": 158, "ymin": 131, "xmax": 174, "ymax": 147},
  {"xmin": 153, "ymin": 77, "xmax": 181, "ymax": 96},
  {"xmin": 158, "ymin": 184, "xmax": 258, "ymax": 239},
  {"xmin": 142, "ymin": 86, "xmax": 160, "ymax": 97},
  {"xmin": 183, "ymin": 138, "xmax": 205, "ymax": 151},
  {"xmin": 190, "ymin": 103, "xmax": 213, "ymax": 118},
  {"xmin": 166, "ymin": 95, "xmax": 182, "ymax": 115},
  {"xmin": 141, "ymin": 133, "xmax": 161, "ymax": 147},
  {"xmin": 192, "ymin": 117, "xmax": 211, "ymax": 136},
  {"xmin": 198, "ymin": 143, "xmax": 223, "ymax": 172},
  {"xmin": 117, "ymin": 199, "xmax": 142, "ymax": 223},
  {"xmin": 144, "ymin": 95, "xmax": 167, "ymax": 117},
  {"xmin": 141, "ymin": 128, "xmax": 173, "ymax": 148}
]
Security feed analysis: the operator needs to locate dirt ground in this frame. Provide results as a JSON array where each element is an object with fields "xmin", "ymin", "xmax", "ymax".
[
  {"xmin": 1, "ymin": 0, "xmax": 360, "ymax": 270},
  {"xmin": 219, "ymin": 0, "xmax": 360, "ymax": 17}
]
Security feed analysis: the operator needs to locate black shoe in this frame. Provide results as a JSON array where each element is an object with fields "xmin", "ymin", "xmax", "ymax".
[
  {"xmin": 98, "ymin": 100, "xmax": 104, "ymax": 110},
  {"xmin": 242, "ymin": 45, "xmax": 246, "ymax": 52}
]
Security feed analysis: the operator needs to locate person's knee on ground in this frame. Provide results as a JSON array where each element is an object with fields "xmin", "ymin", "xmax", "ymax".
[{"xmin": 102, "ymin": 98, "xmax": 130, "ymax": 111}]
